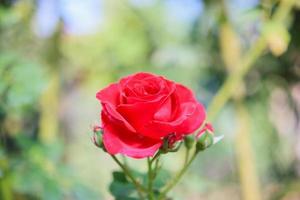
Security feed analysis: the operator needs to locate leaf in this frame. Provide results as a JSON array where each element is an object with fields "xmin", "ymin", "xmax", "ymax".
[
  {"xmin": 109, "ymin": 181, "xmax": 135, "ymax": 199},
  {"xmin": 109, "ymin": 171, "xmax": 137, "ymax": 199},
  {"xmin": 112, "ymin": 171, "xmax": 128, "ymax": 183}
]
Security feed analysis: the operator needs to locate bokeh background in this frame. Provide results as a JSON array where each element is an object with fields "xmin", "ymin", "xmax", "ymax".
[{"xmin": 0, "ymin": 0, "xmax": 300, "ymax": 199}]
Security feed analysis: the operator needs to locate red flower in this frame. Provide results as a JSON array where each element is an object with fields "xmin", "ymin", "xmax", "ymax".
[{"xmin": 96, "ymin": 72, "xmax": 206, "ymax": 158}]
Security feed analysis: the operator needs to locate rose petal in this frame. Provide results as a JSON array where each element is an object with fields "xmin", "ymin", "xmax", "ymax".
[
  {"xmin": 121, "ymin": 72, "xmax": 171, "ymax": 103},
  {"xmin": 139, "ymin": 84, "xmax": 206, "ymax": 139},
  {"xmin": 96, "ymin": 83, "xmax": 136, "ymax": 132},
  {"xmin": 141, "ymin": 102, "xmax": 197, "ymax": 139},
  {"xmin": 117, "ymin": 83, "xmax": 176, "ymax": 132},
  {"xmin": 102, "ymin": 112, "xmax": 162, "ymax": 158},
  {"xmin": 117, "ymin": 94, "xmax": 167, "ymax": 132},
  {"xmin": 175, "ymin": 83, "xmax": 197, "ymax": 103},
  {"xmin": 96, "ymin": 83, "xmax": 120, "ymax": 107},
  {"xmin": 154, "ymin": 97, "xmax": 172, "ymax": 121},
  {"xmin": 119, "ymin": 72, "xmax": 155, "ymax": 88},
  {"xmin": 172, "ymin": 83, "xmax": 206, "ymax": 134},
  {"xmin": 175, "ymin": 102, "xmax": 206, "ymax": 134}
]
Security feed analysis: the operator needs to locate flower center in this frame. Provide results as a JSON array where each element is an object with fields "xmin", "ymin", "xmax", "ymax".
[{"xmin": 131, "ymin": 81, "xmax": 159, "ymax": 96}]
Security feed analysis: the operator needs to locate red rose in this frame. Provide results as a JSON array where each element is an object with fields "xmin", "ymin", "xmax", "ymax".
[{"xmin": 96, "ymin": 72, "xmax": 206, "ymax": 158}]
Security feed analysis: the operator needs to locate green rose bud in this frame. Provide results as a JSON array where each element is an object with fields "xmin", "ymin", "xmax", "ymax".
[
  {"xmin": 196, "ymin": 130, "xmax": 214, "ymax": 152},
  {"xmin": 195, "ymin": 123, "xmax": 214, "ymax": 152},
  {"xmin": 160, "ymin": 134, "xmax": 182, "ymax": 154},
  {"xmin": 184, "ymin": 135, "xmax": 195, "ymax": 149},
  {"xmin": 93, "ymin": 126, "xmax": 104, "ymax": 149}
]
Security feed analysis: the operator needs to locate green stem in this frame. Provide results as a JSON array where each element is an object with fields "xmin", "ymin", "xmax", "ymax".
[
  {"xmin": 153, "ymin": 156, "xmax": 160, "ymax": 174},
  {"xmin": 0, "ymin": 177, "xmax": 12, "ymax": 200},
  {"xmin": 151, "ymin": 151, "xmax": 161, "ymax": 164},
  {"xmin": 207, "ymin": 37, "xmax": 266, "ymax": 121},
  {"xmin": 110, "ymin": 155, "xmax": 146, "ymax": 198},
  {"xmin": 273, "ymin": 0, "xmax": 295, "ymax": 23},
  {"xmin": 147, "ymin": 157, "xmax": 155, "ymax": 200},
  {"xmin": 151, "ymin": 151, "xmax": 161, "ymax": 175},
  {"xmin": 158, "ymin": 152, "xmax": 198, "ymax": 200},
  {"xmin": 184, "ymin": 147, "xmax": 190, "ymax": 166},
  {"xmin": 121, "ymin": 155, "xmax": 129, "ymax": 167}
]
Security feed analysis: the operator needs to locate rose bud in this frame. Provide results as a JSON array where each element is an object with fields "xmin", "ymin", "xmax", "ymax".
[
  {"xmin": 160, "ymin": 134, "xmax": 182, "ymax": 153},
  {"xmin": 184, "ymin": 135, "xmax": 195, "ymax": 149},
  {"xmin": 93, "ymin": 125, "xmax": 104, "ymax": 149},
  {"xmin": 196, "ymin": 123, "xmax": 214, "ymax": 152}
]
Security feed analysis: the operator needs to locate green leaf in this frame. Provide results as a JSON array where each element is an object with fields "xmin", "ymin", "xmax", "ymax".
[
  {"xmin": 112, "ymin": 171, "xmax": 128, "ymax": 183},
  {"xmin": 109, "ymin": 181, "xmax": 135, "ymax": 199},
  {"xmin": 109, "ymin": 171, "xmax": 138, "ymax": 199}
]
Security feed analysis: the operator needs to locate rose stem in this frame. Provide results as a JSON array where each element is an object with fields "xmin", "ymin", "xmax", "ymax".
[
  {"xmin": 158, "ymin": 151, "xmax": 197, "ymax": 200},
  {"xmin": 147, "ymin": 151, "xmax": 161, "ymax": 199},
  {"xmin": 184, "ymin": 146, "xmax": 190, "ymax": 166},
  {"xmin": 110, "ymin": 155, "xmax": 146, "ymax": 198},
  {"xmin": 158, "ymin": 0, "xmax": 296, "ymax": 199},
  {"xmin": 147, "ymin": 157, "xmax": 155, "ymax": 200},
  {"xmin": 153, "ymin": 155, "xmax": 160, "ymax": 174}
]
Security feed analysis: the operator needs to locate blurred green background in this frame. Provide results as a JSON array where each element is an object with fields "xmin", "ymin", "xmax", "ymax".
[{"xmin": 0, "ymin": 0, "xmax": 300, "ymax": 199}]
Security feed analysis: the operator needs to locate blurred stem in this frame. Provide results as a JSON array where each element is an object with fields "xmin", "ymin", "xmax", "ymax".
[
  {"xmin": 147, "ymin": 157, "xmax": 154, "ymax": 200},
  {"xmin": 158, "ymin": 151, "xmax": 198, "ymax": 200},
  {"xmin": 151, "ymin": 151, "xmax": 161, "ymax": 163},
  {"xmin": 219, "ymin": 1, "xmax": 262, "ymax": 199},
  {"xmin": 273, "ymin": 0, "xmax": 295, "ymax": 23},
  {"xmin": 153, "ymin": 156, "xmax": 160, "ymax": 174},
  {"xmin": 39, "ymin": 72, "xmax": 60, "ymax": 143},
  {"xmin": 157, "ymin": 0, "xmax": 296, "ymax": 199},
  {"xmin": 207, "ymin": 36, "xmax": 266, "ymax": 121},
  {"xmin": 184, "ymin": 147, "xmax": 190, "ymax": 165},
  {"xmin": 39, "ymin": 27, "xmax": 63, "ymax": 144},
  {"xmin": 110, "ymin": 155, "xmax": 146, "ymax": 198},
  {"xmin": 235, "ymin": 102, "xmax": 262, "ymax": 200},
  {"xmin": 0, "ymin": 174, "xmax": 12, "ymax": 200},
  {"xmin": 207, "ymin": 0, "xmax": 296, "ymax": 121},
  {"xmin": 0, "ymin": 180, "xmax": 12, "ymax": 200},
  {"xmin": 0, "ymin": 156, "xmax": 12, "ymax": 200},
  {"xmin": 121, "ymin": 155, "xmax": 129, "ymax": 168}
]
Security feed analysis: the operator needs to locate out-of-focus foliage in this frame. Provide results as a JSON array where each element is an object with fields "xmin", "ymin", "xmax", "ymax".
[{"xmin": 0, "ymin": 0, "xmax": 300, "ymax": 199}]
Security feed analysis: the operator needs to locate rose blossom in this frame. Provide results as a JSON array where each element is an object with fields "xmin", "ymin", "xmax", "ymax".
[{"xmin": 96, "ymin": 72, "xmax": 206, "ymax": 158}]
